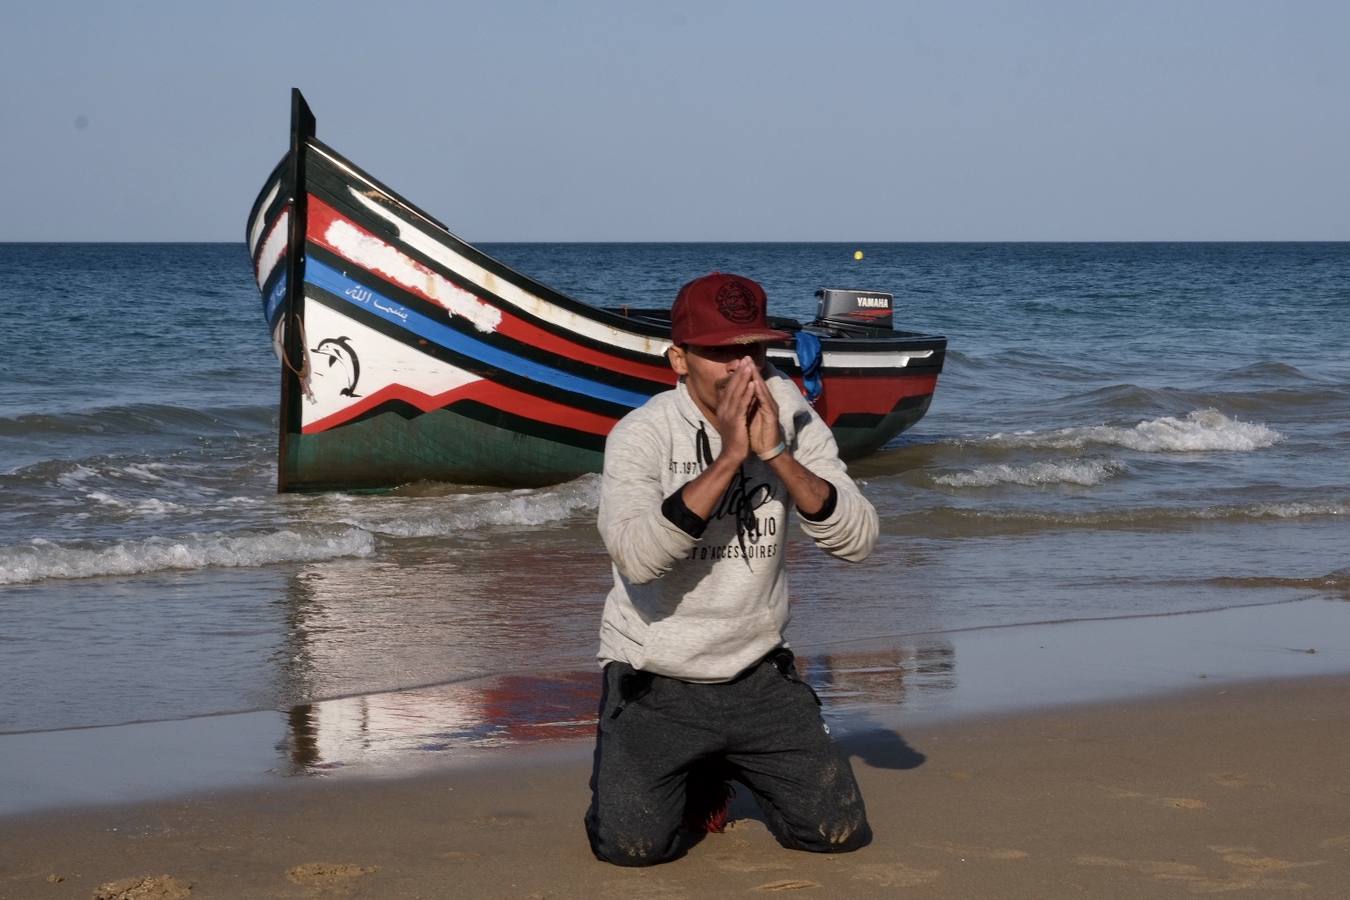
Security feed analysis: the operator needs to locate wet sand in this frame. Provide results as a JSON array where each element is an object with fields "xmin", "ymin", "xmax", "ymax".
[
  {"xmin": 7, "ymin": 597, "xmax": 1350, "ymax": 820},
  {"xmin": 4, "ymin": 673, "xmax": 1349, "ymax": 899}
]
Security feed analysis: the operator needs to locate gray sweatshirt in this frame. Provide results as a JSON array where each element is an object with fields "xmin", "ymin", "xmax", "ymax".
[{"xmin": 596, "ymin": 370, "xmax": 879, "ymax": 682}]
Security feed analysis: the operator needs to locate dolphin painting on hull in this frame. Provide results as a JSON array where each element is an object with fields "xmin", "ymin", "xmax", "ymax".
[{"xmin": 311, "ymin": 336, "xmax": 361, "ymax": 398}]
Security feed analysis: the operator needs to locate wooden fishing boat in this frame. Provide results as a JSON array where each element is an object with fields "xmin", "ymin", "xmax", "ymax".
[{"xmin": 246, "ymin": 90, "xmax": 946, "ymax": 492}]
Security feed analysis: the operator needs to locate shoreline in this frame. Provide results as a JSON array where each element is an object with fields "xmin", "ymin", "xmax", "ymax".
[
  {"xmin": 3, "ymin": 596, "xmax": 1349, "ymax": 821},
  {"xmin": 4, "ymin": 592, "xmax": 1327, "ymax": 740},
  {"xmin": 4, "ymin": 673, "xmax": 1349, "ymax": 898}
]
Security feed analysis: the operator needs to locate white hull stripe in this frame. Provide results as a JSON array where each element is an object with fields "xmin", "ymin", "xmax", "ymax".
[
  {"xmin": 255, "ymin": 210, "xmax": 289, "ymax": 292},
  {"xmin": 345, "ymin": 188, "xmax": 669, "ymax": 356},
  {"xmin": 323, "ymin": 218, "xmax": 502, "ymax": 334},
  {"xmin": 767, "ymin": 348, "xmax": 933, "ymax": 370},
  {"xmin": 248, "ymin": 181, "xmax": 280, "ymax": 256}
]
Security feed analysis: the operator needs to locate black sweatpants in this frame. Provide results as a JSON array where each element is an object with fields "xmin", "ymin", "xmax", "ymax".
[{"xmin": 585, "ymin": 650, "xmax": 871, "ymax": 866}]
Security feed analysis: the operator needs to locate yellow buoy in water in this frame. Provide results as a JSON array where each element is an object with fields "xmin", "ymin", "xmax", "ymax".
[{"xmin": 853, "ymin": 250, "xmax": 864, "ymax": 261}]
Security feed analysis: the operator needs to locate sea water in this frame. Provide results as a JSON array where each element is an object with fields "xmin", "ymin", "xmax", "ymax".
[{"xmin": 1, "ymin": 242, "xmax": 1348, "ymax": 745}]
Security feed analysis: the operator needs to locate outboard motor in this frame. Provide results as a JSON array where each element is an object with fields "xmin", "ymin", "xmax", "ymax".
[{"xmin": 814, "ymin": 288, "xmax": 894, "ymax": 334}]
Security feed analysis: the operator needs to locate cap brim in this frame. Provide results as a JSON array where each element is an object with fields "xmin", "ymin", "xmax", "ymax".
[{"xmin": 678, "ymin": 327, "xmax": 792, "ymax": 347}]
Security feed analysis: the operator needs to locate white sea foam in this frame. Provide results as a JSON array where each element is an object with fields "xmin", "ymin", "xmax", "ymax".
[
  {"xmin": 119, "ymin": 463, "xmax": 170, "ymax": 482},
  {"xmin": 1201, "ymin": 501, "xmax": 1349, "ymax": 520},
  {"xmin": 987, "ymin": 409, "xmax": 1282, "ymax": 453},
  {"xmin": 84, "ymin": 491, "xmax": 186, "ymax": 516},
  {"xmin": 55, "ymin": 465, "xmax": 98, "ymax": 488},
  {"xmin": 322, "ymin": 475, "xmax": 600, "ymax": 538},
  {"xmin": 217, "ymin": 496, "xmax": 266, "ymax": 506},
  {"xmin": 935, "ymin": 499, "xmax": 1350, "ymax": 531},
  {"xmin": 0, "ymin": 527, "xmax": 375, "ymax": 585},
  {"xmin": 934, "ymin": 458, "xmax": 1127, "ymax": 488}
]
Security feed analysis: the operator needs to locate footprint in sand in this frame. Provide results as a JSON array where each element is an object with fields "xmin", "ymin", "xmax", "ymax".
[
  {"xmin": 1076, "ymin": 856, "xmax": 1202, "ymax": 878},
  {"xmin": 1208, "ymin": 772, "xmax": 1273, "ymax": 790},
  {"xmin": 94, "ymin": 875, "xmax": 193, "ymax": 900},
  {"xmin": 285, "ymin": 863, "xmax": 378, "ymax": 895},
  {"xmin": 754, "ymin": 880, "xmax": 821, "ymax": 892},
  {"xmin": 1102, "ymin": 785, "xmax": 1207, "ymax": 810},
  {"xmin": 1210, "ymin": 845, "xmax": 1326, "ymax": 875},
  {"xmin": 468, "ymin": 813, "xmax": 531, "ymax": 826},
  {"xmin": 849, "ymin": 862, "xmax": 941, "ymax": 888},
  {"xmin": 712, "ymin": 855, "xmax": 788, "ymax": 874},
  {"xmin": 598, "ymin": 873, "xmax": 691, "ymax": 900},
  {"xmin": 1163, "ymin": 797, "xmax": 1207, "ymax": 810},
  {"xmin": 1075, "ymin": 846, "xmax": 1325, "ymax": 893},
  {"xmin": 915, "ymin": 840, "xmax": 1028, "ymax": 861}
]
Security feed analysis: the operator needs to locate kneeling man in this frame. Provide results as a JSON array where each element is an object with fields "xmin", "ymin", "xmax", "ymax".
[{"xmin": 586, "ymin": 272, "xmax": 879, "ymax": 866}]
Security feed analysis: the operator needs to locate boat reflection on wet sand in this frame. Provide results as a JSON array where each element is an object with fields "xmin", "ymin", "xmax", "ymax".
[
  {"xmin": 270, "ymin": 592, "xmax": 1350, "ymax": 780},
  {"xmin": 276, "ymin": 642, "xmax": 958, "ymax": 777}
]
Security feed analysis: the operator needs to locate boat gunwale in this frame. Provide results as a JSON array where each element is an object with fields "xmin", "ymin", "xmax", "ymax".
[
  {"xmin": 301, "ymin": 139, "xmax": 671, "ymax": 342},
  {"xmin": 298, "ymin": 137, "xmax": 949, "ymax": 353}
]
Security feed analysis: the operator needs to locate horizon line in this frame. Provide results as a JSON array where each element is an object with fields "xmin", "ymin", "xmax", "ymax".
[{"xmin": 2, "ymin": 239, "xmax": 1348, "ymax": 246}]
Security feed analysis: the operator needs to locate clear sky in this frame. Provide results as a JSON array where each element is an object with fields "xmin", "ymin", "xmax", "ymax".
[{"xmin": 2, "ymin": 0, "xmax": 1347, "ymax": 241}]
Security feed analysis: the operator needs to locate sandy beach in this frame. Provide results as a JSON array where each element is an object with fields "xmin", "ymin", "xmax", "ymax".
[
  {"xmin": 4, "ymin": 4, "xmax": 1349, "ymax": 898},
  {"xmin": 4, "ymin": 670, "xmax": 1349, "ymax": 899}
]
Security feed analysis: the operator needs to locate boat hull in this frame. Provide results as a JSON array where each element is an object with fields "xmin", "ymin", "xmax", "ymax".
[{"xmin": 246, "ymin": 92, "xmax": 945, "ymax": 491}]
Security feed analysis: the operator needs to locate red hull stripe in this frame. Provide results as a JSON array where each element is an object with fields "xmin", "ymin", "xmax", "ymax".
[
  {"xmin": 305, "ymin": 196, "xmax": 676, "ymax": 385},
  {"xmin": 812, "ymin": 373, "xmax": 940, "ymax": 419},
  {"xmin": 306, "ymin": 370, "xmax": 936, "ymax": 437},
  {"xmin": 302, "ymin": 379, "xmax": 619, "ymax": 436}
]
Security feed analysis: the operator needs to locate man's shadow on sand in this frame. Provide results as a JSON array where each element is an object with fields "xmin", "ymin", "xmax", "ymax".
[
  {"xmin": 839, "ymin": 727, "xmax": 927, "ymax": 771},
  {"xmin": 716, "ymin": 728, "xmax": 926, "ymax": 832}
]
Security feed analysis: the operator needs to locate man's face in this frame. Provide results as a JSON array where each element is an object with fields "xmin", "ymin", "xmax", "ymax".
[{"xmin": 667, "ymin": 343, "xmax": 768, "ymax": 418}]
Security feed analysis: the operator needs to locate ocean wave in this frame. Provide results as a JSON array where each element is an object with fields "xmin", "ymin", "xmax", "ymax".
[
  {"xmin": 932, "ymin": 458, "xmax": 1127, "ymax": 488},
  {"xmin": 1218, "ymin": 361, "xmax": 1310, "ymax": 382},
  {"xmin": 1208, "ymin": 568, "xmax": 1350, "ymax": 595},
  {"xmin": 31, "ymin": 459, "xmax": 181, "ymax": 490},
  {"xmin": 318, "ymin": 475, "xmax": 601, "ymax": 538},
  {"xmin": 54, "ymin": 464, "xmax": 99, "ymax": 488},
  {"xmin": 4, "ymin": 455, "xmax": 264, "ymax": 502},
  {"xmin": 0, "ymin": 402, "xmax": 272, "ymax": 439},
  {"xmin": 1050, "ymin": 383, "xmax": 1171, "ymax": 412},
  {"xmin": 84, "ymin": 491, "xmax": 186, "ymax": 517},
  {"xmin": 1227, "ymin": 502, "xmax": 1350, "ymax": 520},
  {"xmin": 900, "ymin": 498, "xmax": 1349, "ymax": 536},
  {"xmin": 942, "ymin": 349, "xmax": 993, "ymax": 370},
  {"xmin": 0, "ymin": 527, "xmax": 375, "ymax": 585},
  {"xmin": 1082, "ymin": 499, "xmax": 1347, "ymax": 524},
  {"xmin": 985, "ymin": 409, "xmax": 1281, "ymax": 453},
  {"xmin": 1050, "ymin": 382, "xmax": 1347, "ymax": 418}
]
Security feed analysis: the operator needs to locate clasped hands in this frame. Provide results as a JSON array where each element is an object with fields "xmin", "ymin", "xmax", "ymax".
[{"xmin": 711, "ymin": 358, "xmax": 785, "ymax": 465}]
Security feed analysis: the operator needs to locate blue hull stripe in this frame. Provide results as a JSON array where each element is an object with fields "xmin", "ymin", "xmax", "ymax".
[
  {"xmin": 304, "ymin": 259, "xmax": 649, "ymax": 409},
  {"xmin": 263, "ymin": 270, "xmax": 287, "ymax": 329}
]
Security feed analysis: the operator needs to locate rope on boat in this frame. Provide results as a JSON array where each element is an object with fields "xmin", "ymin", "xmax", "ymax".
[{"xmin": 281, "ymin": 314, "xmax": 315, "ymax": 400}]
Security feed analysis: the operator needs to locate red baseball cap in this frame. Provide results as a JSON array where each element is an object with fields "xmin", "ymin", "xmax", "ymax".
[{"xmin": 670, "ymin": 272, "xmax": 791, "ymax": 346}]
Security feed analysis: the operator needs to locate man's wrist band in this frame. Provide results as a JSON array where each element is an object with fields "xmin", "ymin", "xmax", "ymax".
[{"xmin": 758, "ymin": 441, "xmax": 787, "ymax": 462}]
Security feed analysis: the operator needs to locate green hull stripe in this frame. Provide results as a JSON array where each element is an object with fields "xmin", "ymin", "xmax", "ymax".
[{"xmin": 286, "ymin": 407, "xmax": 603, "ymax": 491}]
